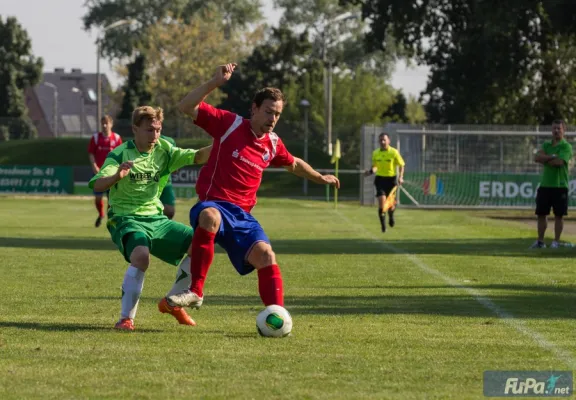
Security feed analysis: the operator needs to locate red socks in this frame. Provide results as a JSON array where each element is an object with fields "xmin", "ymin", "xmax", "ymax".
[
  {"xmin": 95, "ymin": 198, "xmax": 105, "ymax": 217},
  {"xmin": 258, "ymin": 264, "xmax": 284, "ymax": 306},
  {"xmin": 189, "ymin": 227, "xmax": 216, "ymax": 298},
  {"xmin": 188, "ymin": 227, "xmax": 284, "ymax": 306}
]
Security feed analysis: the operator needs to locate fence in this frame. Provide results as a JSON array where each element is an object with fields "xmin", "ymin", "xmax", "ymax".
[{"xmin": 360, "ymin": 123, "xmax": 576, "ymax": 208}]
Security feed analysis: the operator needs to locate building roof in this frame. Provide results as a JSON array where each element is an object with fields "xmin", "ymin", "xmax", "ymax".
[{"xmin": 33, "ymin": 68, "xmax": 113, "ymax": 136}]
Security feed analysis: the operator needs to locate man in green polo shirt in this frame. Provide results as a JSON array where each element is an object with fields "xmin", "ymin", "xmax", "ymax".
[
  {"xmin": 531, "ymin": 119, "xmax": 573, "ymax": 249},
  {"xmin": 89, "ymin": 105, "xmax": 211, "ymax": 331}
]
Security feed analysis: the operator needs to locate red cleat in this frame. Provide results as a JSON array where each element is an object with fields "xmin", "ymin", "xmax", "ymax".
[
  {"xmin": 114, "ymin": 318, "xmax": 135, "ymax": 331},
  {"xmin": 158, "ymin": 297, "xmax": 196, "ymax": 326}
]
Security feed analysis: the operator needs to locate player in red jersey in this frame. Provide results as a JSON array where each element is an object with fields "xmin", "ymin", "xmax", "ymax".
[
  {"xmin": 88, "ymin": 115, "xmax": 123, "ymax": 227},
  {"xmin": 167, "ymin": 63, "xmax": 340, "ymax": 315}
]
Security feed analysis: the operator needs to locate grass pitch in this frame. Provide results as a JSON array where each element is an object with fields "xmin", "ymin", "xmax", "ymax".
[{"xmin": 1, "ymin": 197, "xmax": 575, "ymax": 399}]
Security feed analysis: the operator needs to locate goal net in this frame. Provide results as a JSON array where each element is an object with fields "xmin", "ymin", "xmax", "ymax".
[{"xmin": 360, "ymin": 123, "xmax": 576, "ymax": 208}]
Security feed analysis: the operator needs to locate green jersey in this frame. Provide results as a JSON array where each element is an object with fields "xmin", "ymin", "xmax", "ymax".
[
  {"xmin": 540, "ymin": 139, "xmax": 573, "ymax": 188},
  {"xmin": 88, "ymin": 137, "xmax": 197, "ymax": 216},
  {"xmin": 161, "ymin": 135, "xmax": 176, "ymax": 185}
]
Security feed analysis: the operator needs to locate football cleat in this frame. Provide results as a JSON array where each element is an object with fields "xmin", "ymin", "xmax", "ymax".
[
  {"xmin": 158, "ymin": 297, "xmax": 196, "ymax": 326},
  {"xmin": 114, "ymin": 318, "xmax": 135, "ymax": 331},
  {"xmin": 167, "ymin": 290, "xmax": 204, "ymax": 309}
]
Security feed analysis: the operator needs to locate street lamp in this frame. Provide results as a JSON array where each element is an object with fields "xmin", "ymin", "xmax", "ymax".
[
  {"xmin": 317, "ymin": 11, "xmax": 360, "ymax": 156},
  {"xmin": 72, "ymin": 87, "xmax": 85, "ymax": 137},
  {"xmin": 300, "ymin": 99, "xmax": 311, "ymax": 196},
  {"xmin": 96, "ymin": 19, "xmax": 134, "ymax": 124},
  {"xmin": 42, "ymin": 82, "xmax": 58, "ymax": 137}
]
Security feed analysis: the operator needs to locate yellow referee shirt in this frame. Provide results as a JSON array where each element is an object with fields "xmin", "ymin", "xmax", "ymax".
[{"xmin": 372, "ymin": 147, "xmax": 405, "ymax": 177}]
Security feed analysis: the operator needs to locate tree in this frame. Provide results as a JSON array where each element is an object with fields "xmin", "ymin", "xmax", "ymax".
[
  {"xmin": 341, "ymin": 0, "xmax": 576, "ymax": 124},
  {"xmin": 405, "ymin": 95, "xmax": 426, "ymax": 124},
  {"xmin": 381, "ymin": 91, "xmax": 407, "ymax": 123},
  {"xmin": 219, "ymin": 26, "xmax": 314, "ymax": 117},
  {"xmin": 83, "ymin": 0, "xmax": 263, "ymax": 59},
  {"xmin": 276, "ymin": 0, "xmax": 396, "ymax": 77},
  {"xmin": 380, "ymin": 91, "xmax": 426, "ymax": 124},
  {"xmin": 0, "ymin": 16, "xmax": 43, "ymax": 140},
  {"xmin": 83, "ymin": 0, "xmax": 263, "ymax": 121},
  {"xmin": 117, "ymin": 54, "xmax": 151, "ymax": 120},
  {"xmin": 220, "ymin": 18, "xmax": 396, "ymax": 162},
  {"xmin": 141, "ymin": 11, "xmax": 264, "ymax": 119},
  {"xmin": 278, "ymin": 63, "xmax": 395, "ymax": 164}
]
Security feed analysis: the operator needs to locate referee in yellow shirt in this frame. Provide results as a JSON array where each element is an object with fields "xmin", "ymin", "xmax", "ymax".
[{"xmin": 365, "ymin": 132, "xmax": 405, "ymax": 232}]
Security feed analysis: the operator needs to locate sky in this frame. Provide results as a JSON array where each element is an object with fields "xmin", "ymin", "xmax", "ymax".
[{"xmin": 0, "ymin": 0, "xmax": 429, "ymax": 97}]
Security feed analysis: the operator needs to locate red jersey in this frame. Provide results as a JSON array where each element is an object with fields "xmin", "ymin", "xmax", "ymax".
[
  {"xmin": 88, "ymin": 132, "xmax": 123, "ymax": 168},
  {"xmin": 194, "ymin": 102, "xmax": 295, "ymax": 212}
]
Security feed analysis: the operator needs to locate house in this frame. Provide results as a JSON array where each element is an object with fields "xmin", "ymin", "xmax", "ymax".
[{"xmin": 26, "ymin": 68, "xmax": 114, "ymax": 138}]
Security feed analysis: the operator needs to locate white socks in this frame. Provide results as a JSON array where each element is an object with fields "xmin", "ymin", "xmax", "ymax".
[
  {"xmin": 166, "ymin": 257, "xmax": 192, "ymax": 298},
  {"xmin": 120, "ymin": 265, "xmax": 145, "ymax": 320}
]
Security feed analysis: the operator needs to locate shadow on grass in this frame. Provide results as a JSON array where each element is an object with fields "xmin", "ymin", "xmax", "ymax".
[
  {"xmin": 1, "ymin": 236, "xmax": 573, "ymax": 258},
  {"xmin": 0, "ymin": 321, "xmax": 162, "ymax": 333},
  {"xmin": 0, "ymin": 236, "xmax": 116, "ymax": 251},
  {"xmin": 204, "ymin": 293, "xmax": 576, "ymax": 319},
  {"xmin": 336, "ymin": 284, "xmax": 576, "ymax": 294},
  {"xmin": 72, "ymin": 289, "xmax": 576, "ymax": 319},
  {"xmin": 269, "ymin": 238, "xmax": 575, "ymax": 257}
]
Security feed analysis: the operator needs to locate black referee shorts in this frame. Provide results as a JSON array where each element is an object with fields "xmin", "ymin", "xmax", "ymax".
[
  {"xmin": 374, "ymin": 176, "xmax": 397, "ymax": 198},
  {"xmin": 535, "ymin": 187, "xmax": 568, "ymax": 217}
]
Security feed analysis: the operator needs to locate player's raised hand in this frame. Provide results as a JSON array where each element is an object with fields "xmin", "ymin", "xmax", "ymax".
[
  {"xmin": 116, "ymin": 160, "xmax": 134, "ymax": 179},
  {"xmin": 320, "ymin": 174, "xmax": 340, "ymax": 189},
  {"xmin": 213, "ymin": 63, "xmax": 237, "ymax": 86}
]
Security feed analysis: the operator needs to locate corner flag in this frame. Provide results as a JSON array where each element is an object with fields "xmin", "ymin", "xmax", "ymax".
[{"xmin": 330, "ymin": 139, "xmax": 341, "ymax": 164}]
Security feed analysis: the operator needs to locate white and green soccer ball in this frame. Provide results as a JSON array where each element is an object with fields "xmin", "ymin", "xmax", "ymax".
[{"xmin": 256, "ymin": 305, "xmax": 292, "ymax": 338}]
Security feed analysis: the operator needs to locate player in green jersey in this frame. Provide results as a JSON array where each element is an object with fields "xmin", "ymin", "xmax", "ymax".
[{"xmin": 89, "ymin": 106, "xmax": 211, "ymax": 331}]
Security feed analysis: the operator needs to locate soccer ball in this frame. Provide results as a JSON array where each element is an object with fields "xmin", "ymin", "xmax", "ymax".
[{"xmin": 256, "ymin": 305, "xmax": 292, "ymax": 337}]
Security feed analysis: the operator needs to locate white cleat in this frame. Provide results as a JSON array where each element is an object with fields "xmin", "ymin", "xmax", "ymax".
[
  {"xmin": 550, "ymin": 241, "xmax": 560, "ymax": 249},
  {"xmin": 167, "ymin": 290, "xmax": 204, "ymax": 309}
]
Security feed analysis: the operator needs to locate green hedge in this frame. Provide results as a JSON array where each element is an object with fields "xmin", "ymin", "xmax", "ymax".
[
  {"xmin": 0, "ymin": 138, "xmax": 355, "ymax": 169},
  {"xmin": 0, "ymin": 138, "xmax": 359, "ymax": 197}
]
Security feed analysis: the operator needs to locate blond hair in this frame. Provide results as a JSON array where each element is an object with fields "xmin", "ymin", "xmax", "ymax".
[{"xmin": 132, "ymin": 106, "xmax": 164, "ymax": 127}]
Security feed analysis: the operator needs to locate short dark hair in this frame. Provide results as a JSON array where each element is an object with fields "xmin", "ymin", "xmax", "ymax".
[
  {"xmin": 552, "ymin": 119, "xmax": 566, "ymax": 129},
  {"xmin": 252, "ymin": 87, "xmax": 285, "ymax": 108},
  {"xmin": 101, "ymin": 115, "xmax": 113, "ymax": 124},
  {"xmin": 379, "ymin": 132, "xmax": 389, "ymax": 139}
]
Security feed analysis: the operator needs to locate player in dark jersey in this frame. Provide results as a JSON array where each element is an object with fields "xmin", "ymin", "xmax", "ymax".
[{"xmin": 168, "ymin": 63, "xmax": 340, "ymax": 319}]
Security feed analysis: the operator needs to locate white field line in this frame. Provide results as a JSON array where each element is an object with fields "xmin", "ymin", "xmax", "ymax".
[{"xmin": 334, "ymin": 209, "xmax": 576, "ymax": 368}]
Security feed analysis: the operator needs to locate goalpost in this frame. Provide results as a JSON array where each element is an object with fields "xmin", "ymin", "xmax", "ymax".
[{"xmin": 360, "ymin": 123, "xmax": 576, "ymax": 208}]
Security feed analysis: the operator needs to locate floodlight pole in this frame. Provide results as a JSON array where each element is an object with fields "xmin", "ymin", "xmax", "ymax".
[
  {"xmin": 97, "ymin": 19, "xmax": 133, "ymax": 125},
  {"xmin": 300, "ymin": 99, "xmax": 311, "ymax": 196}
]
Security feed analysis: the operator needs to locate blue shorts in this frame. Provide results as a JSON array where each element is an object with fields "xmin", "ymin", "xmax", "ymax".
[{"xmin": 189, "ymin": 201, "xmax": 269, "ymax": 275}]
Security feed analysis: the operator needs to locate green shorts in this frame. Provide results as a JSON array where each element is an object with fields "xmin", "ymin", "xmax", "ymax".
[
  {"xmin": 160, "ymin": 183, "xmax": 176, "ymax": 206},
  {"xmin": 106, "ymin": 214, "xmax": 192, "ymax": 265}
]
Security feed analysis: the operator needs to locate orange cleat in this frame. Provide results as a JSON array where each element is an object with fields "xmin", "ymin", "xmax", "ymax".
[
  {"xmin": 158, "ymin": 297, "xmax": 196, "ymax": 326},
  {"xmin": 114, "ymin": 318, "xmax": 135, "ymax": 331}
]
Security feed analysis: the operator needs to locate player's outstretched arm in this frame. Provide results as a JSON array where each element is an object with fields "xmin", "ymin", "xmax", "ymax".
[
  {"xmin": 285, "ymin": 157, "xmax": 340, "ymax": 188},
  {"xmin": 178, "ymin": 63, "xmax": 237, "ymax": 120},
  {"xmin": 194, "ymin": 145, "xmax": 212, "ymax": 165},
  {"xmin": 92, "ymin": 161, "xmax": 133, "ymax": 192}
]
